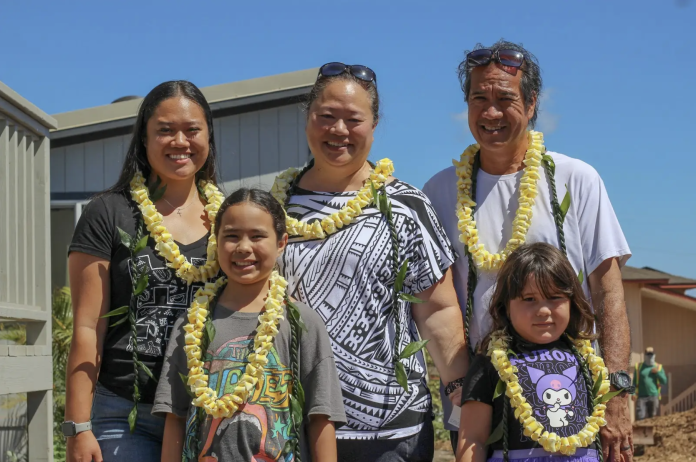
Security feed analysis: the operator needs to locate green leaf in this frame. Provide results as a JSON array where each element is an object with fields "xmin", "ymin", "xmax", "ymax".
[
  {"xmin": 290, "ymin": 393, "xmax": 304, "ymax": 428},
  {"xmin": 542, "ymin": 154, "xmax": 556, "ymax": 177},
  {"xmin": 205, "ymin": 319, "xmax": 216, "ymax": 343},
  {"xmin": 148, "ymin": 175, "xmax": 162, "ymax": 196},
  {"xmin": 598, "ymin": 389, "xmax": 625, "ymax": 404},
  {"xmin": 369, "ymin": 181, "xmax": 379, "ymax": 207},
  {"xmin": 282, "ymin": 439, "xmax": 299, "ymax": 457},
  {"xmin": 578, "ymin": 270, "xmax": 584, "ymax": 284},
  {"xmin": 506, "ymin": 349, "xmax": 519, "ymax": 359},
  {"xmin": 100, "ymin": 305, "xmax": 129, "ymax": 318},
  {"xmin": 293, "ymin": 378, "xmax": 306, "ymax": 409},
  {"xmin": 379, "ymin": 192, "xmax": 391, "ymax": 218},
  {"xmin": 399, "ymin": 293, "xmax": 425, "ymax": 304},
  {"xmin": 150, "ymin": 185, "xmax": 167, "ymax": 202},
  {"xmin": 395, "ymin": 361, "xmax": 409, "ymax": 391},
  {"xmin": 394, "ymin": 259, "xmax": 409, "ymax": 294},
  {"xmin": 398, "ymin": 339, "xmax": 429, "ymax": 360},
  {"xmin": 592, "ymin": 371, "xmax": 603, "ymax": 399},
  {"xmin": 485, "ymin": 418, "xmax": 504, "ymax": 445},
  {"xmin": 128, "ymin": 403, "xmax": 138, "ymax": 433},
  {"xmin": 287, "ymin": 300, "xmax": 308, "ymax": 332},
  {"xmin": 559, "ymin": 189, "xmax": 571, "ymax": 222},
  {"xmin": 133, "ymin": 273, "xmax": 149, "ymax": 296},
  {"xmin": 117, "ymin": 227, "xmax": 133, "ymax": 249},
  {"xmin": 133, "ymin": 235, "xmax": 149, "ymax": 255},
  {"xmin": 109, "ymin": 316, "xmax": 129, "ymax": 328},
  {"xmin": 178, "ymin": 372, "xmax": 194, "ymax": 397},
  {"xmin": 137, "ymin": 361, "xmax": 156, "ymax": 381},
  {"xmin": 493, "ymin": 379, "xmax": 507, "ymax": 400}
]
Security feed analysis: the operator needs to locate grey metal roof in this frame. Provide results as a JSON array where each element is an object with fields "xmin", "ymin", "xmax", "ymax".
[
  {"xmin": 622, "ymin": 265, "xmax": 696, "ymax": 286},
  {"xmin": 51, "ymin": 68, "xmax": 318, "ymax": 134}
]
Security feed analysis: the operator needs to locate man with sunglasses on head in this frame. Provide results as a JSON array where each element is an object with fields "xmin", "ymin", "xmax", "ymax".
[{"xmin": 423, "ymin": 40, "xmax": 634, "ymax": 462}]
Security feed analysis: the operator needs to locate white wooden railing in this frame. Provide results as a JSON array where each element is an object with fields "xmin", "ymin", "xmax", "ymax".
[
  {"xmin": 662, "ymin": 381, "xmax": 696, "ymax": 416},
  {"xmin": 0, "ymin": 80, "xmax": 57, "ymax": 462}
]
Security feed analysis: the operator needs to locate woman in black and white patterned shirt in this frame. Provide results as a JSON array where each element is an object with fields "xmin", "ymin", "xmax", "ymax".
[{"xmin": 275, "ymin": 63, "xmax": 469, "ymax": 461}]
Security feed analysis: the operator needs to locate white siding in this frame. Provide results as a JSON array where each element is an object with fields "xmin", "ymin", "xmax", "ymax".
[
  {"xmin": 50, "ymin": 103, "xmax": 308, "ymax": 195},
  {"xmin": 0, "ymin": 86, "xmax": 54, "ymax": 461}
]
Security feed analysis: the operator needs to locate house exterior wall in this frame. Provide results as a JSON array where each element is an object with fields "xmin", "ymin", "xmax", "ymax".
[
  {"xmin": 49, "ymin": 103, "xmax": 308, "ymax": 197},
  {"xmin": 0, "ymin": 80, "xmax": 56, "ymax": 461},
  {"xmin": 641, "ymin": 293, "xmax": 696, "ymax": 400}
]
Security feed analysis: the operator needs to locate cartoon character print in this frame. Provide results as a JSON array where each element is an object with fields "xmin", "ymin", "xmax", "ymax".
[
  {"xmin": 529, "ymin": 365, "xmax": 577, "ymax": 428},
  {"xmin": 511, "ymin": 346, "xmax": 589, "ymax": 441},
  {"xmin": 183, "ymin": 336, "xmax": 295, "ymax": 462}
]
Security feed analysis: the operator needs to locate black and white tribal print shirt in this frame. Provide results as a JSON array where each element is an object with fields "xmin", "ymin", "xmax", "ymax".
[{"xmin": 278, "ymin": 179, "xmax": 456, "ymax": 440}]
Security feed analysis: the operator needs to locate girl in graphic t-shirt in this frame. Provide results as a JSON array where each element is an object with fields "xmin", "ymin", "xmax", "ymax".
[
  {"xmin": 457, "ymin": 243, "xmax": 612, "ymax": 462},
  {"xmin": 153, "ymin": 189, "xmax": 346, "ymax": 462}
]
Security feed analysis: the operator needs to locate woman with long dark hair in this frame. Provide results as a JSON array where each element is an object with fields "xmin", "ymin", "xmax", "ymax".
[{"xmin": 64, "ymin": 81, "xmax": 224, "ymax": 462}]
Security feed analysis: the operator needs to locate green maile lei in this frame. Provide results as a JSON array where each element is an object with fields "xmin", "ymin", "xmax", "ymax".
[
  {"xmin": 286, "ymin": 160, "xmax": 429, "ymax": 393},
  {"xmin": 100, "ymin": 179, "xmax": 165, "ymax": 431},
  {"xmin": 463, "ymin": 151, "xmax": 608, "ymax": 461}
]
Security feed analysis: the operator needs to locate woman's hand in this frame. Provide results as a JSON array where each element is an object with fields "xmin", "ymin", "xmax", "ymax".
[{"xmin": 67, "ymin": 431, "xmax": 103, "ymax": 462}]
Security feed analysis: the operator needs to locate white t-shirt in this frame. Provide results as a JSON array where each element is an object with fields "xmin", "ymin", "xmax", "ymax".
[{"xmin": 423, "ymin": 151, "xmax": 631, "ymax": 430}]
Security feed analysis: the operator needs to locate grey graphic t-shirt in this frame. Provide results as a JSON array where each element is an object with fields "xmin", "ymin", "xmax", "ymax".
[
  {"xmin": 69, "ymin": 192, "xmax": 218, "ymax": 403},
  {"xmin": 462, "ymin": 339, "xmax": 598, "ymax": 451},
  {"xmin": 153, "ymin": 301, "xmax": 346, "ymax": 462}
]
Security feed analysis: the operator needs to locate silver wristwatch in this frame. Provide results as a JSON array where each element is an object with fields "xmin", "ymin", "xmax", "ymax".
[{"xmin": 61, "ymin": 420, "xmax": 92, "ymax": 437}]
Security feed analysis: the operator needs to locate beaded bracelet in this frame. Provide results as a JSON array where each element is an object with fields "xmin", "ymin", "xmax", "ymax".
[{"xmin": 444, "ymin": 376, "xmax": 467, "ymax": 396}]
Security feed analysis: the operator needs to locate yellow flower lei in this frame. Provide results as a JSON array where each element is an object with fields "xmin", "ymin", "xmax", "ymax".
[
  {"xmin": 270, "ymin": 158, "xmax": 395, "ymax": 240},
  {"xmin": 487, "ymin": 330, "xmax": 611, "ymax": 456},
  {"xmin": 184, "ymin": 271, "xmax": 288, "ymax": 419},
  {"xmin": 129, "ymin": 171, "xmax": 224, "ymax": 284},
  {"xmin": 455, "ymin": 131, "xmax": 545, "ymax": 270}
]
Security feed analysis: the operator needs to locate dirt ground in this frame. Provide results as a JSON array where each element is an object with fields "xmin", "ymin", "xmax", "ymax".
[
  {"xmin": 433, "ymin": 440, "xmax": 455, "ymax": 462},
  {"xmin": 634, "ymin": 407, "xmax": 696, "ymax": 461},
  {"xmin": 434, "ymin": 408, "xmax": 696, "ymax": 462}
]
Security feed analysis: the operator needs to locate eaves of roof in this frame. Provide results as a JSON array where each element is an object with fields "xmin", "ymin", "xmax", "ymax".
[{"xmin": 51, "ymin": 68, "xmax": 318, "ymax": 136}]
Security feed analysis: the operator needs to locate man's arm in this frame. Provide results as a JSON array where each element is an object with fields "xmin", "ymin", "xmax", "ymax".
[{"xmin": 589, "ymin": 257, "xmax": 632, "ymax": 462}]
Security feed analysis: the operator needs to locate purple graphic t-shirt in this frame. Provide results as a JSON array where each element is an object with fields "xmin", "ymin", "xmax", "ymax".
[{"xmin": 461, "ymin": 339, "xmax": 598, "ymax": 451}]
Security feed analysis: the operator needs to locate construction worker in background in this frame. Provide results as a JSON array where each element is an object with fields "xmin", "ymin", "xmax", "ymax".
[{"xmin": 633, "ymin": 347, "xmax": 668, "ymax": 420}]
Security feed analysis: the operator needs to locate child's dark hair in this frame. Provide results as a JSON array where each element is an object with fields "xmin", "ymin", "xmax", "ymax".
[
  {"xmin": 485, "ymin": 242, "xmax": 596, "ymax": 349},
  {"xmin": 214, "ymin": 188, "xmax": 287, "ymax": 239}
]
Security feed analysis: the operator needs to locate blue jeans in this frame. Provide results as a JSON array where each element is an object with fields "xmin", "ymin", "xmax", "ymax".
[{"xmin": 91, "ymin": 383, "xmax": 165, "ymax": 461}]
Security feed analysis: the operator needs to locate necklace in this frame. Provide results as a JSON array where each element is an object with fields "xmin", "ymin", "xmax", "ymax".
[
  {"xmin": 487, "ymin": 329, "xmax": 611, "ymax": 456},
  {"xmin": 184, "ymin": 272, "xmax": 288, "ymax": 419},
  {"xmin": 270, "ymin": 158, "xmax": 395, "ymax": 240},
  {"xmin": 162, "ymin": 193, "xmax": 197, "ymax": 217},
  {"xmin": 129, "ymin": 170, "xmax": 224, "ymax": 284},
  {"xmin": 455, "ymin": 131, "xmax": 544, "ymax": 271}
]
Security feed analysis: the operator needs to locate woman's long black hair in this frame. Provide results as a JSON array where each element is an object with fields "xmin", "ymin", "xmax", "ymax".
[{"xmin": 103, "ymin": 80, "xmax": 219, "ymax": 195}]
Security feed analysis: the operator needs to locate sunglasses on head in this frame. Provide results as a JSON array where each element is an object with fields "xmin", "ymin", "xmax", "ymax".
[
  {"xmin": 318, "ymin": 62, "xmax": 377, "ymax": 83},
  {"xmin": 466, "ymin": 49, "xmax": 525, "ymax": 75}
]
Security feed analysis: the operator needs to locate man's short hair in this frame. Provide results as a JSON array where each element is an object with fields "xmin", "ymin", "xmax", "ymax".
[{"xmin": 457, "ymin": 39, "xmax": 543, "ymax": 128}]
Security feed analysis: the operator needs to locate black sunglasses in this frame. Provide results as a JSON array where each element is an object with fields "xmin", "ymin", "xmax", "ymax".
[
  {"xmin": 318, "ymin": 62, "xmax": 377, "ymax": 83},
  {"xmin": 466, "ymin": 49, "xmax": 525, "ymax": 75}
]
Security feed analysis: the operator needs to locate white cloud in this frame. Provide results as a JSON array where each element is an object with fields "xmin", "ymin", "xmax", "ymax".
[
  {"xmin": 536, "ymin": 89, "xmax": 560, "ymax": 134},
  {"xmin": 453, "ymin": 109, "xmax": 468, "ymax": 125}
]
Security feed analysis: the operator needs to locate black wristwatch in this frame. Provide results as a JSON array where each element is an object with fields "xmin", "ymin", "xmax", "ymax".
[{"xmin": 609, "ymin": 370, "xmax": 635, "ymax": 395}]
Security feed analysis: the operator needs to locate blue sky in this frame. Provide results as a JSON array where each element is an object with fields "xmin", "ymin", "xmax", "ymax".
[{"xmin": 1, "ymin": 0, "xmax": 694, "ymax": 283}]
